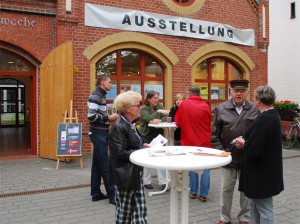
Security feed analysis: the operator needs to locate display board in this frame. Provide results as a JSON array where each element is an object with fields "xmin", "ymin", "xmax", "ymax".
[{"xmin": 56, "ymin": 123, "xmax": 82, "ymax": 156}]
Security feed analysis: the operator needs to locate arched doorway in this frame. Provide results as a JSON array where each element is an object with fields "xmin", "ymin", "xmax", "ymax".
[{"xmin": 0, "ymin": 49, "xmax": 37, "ymax": 158}]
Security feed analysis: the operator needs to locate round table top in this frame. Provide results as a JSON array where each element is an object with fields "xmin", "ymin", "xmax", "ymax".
[
  {"xmin": 130, "ymin": 146, "xmax": 232, "ymax": 171},
  {"xmin": 148, "ymin": 122, "xmax": 177, "ymax": 128}
]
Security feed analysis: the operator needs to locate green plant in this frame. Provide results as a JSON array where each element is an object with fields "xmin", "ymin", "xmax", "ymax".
[{"xmin": 273, "ymin": 100, "xmax": 299, "ymax": 110}]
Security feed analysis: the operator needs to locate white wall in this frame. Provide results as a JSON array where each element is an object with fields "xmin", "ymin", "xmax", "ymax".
[{"xmin": 268, "ymin": 0, "xmax": 300, "ymax": 104}]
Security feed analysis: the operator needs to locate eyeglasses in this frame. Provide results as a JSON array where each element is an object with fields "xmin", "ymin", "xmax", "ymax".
[
  {"xmin": 130, "ymin": 104, "xmax": 141, "ymax": 108},
  {"xmin": 231, "ymin": 89, "xmax": 247, "ymax": 94}
]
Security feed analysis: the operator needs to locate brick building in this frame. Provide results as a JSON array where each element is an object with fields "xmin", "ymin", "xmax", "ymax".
[{"xmin": 0, "ymin": 0, "xmax": 269, "ymax": 160}]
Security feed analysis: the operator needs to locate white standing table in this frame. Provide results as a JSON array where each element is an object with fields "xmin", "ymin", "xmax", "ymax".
[
  {"xmin": 130, "ymin": 146, "xmax": 231, "ymax": 224},
  {"xmin": 148, "ymin": 122, "xmax": 178, "ymax": 195},
  {"xmin": 149, "ymin": 122, "xmax": 177, "ymax": 146}
]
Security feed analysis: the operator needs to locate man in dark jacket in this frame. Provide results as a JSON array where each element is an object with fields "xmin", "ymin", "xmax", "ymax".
[
  {"xmin": 88, "ymin": 75, "xmax": 118, "ymax": 204},
  {"xmin": 211, "ymin": 80, "xmax": 259, "ymax": 224}
]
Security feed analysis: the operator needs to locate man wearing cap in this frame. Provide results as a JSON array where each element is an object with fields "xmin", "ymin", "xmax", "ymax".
[{"xmin": 211, "ymin": 80, "xmax": 259, "ymax": 224}]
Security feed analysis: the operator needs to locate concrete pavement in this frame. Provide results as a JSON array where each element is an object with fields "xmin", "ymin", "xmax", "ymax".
[{"xmin": 1, "ymin": 146, "xmax": 300, "ymax": 224}]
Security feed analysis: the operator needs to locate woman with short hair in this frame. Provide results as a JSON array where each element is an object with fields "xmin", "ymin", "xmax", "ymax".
[
  {"xmin": 109, "ymin": 91, "xmax": 149, "ymax": 224},
  {"xmin": 235, "ymin": 85, "xmax": 284, "ymax": 224}
]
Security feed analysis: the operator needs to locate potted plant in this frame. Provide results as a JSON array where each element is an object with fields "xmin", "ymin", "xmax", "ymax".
[{"xmin": 273, "ymin": 100, "xmax": 299, "ymax": 121}]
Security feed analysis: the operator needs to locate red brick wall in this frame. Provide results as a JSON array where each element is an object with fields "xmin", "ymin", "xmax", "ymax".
[{"xmin": 1, "ymin": 0, "xmax": 269, "ymax": 154}]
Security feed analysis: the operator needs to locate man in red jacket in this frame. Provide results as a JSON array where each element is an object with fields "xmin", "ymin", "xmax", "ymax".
[{"xmin": 175, "ymin": 86, "xmax": 212, "ymax": 202}]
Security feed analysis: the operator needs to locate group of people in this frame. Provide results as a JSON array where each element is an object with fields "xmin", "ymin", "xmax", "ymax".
[{"xmin": 87, "ymin": 74, "xmax": 284, "ymax": 224}]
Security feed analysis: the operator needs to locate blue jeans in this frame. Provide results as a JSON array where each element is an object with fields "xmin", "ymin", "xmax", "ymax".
[
  {"xmin": 250, "ymin": 197, "xmax": 276, "ymax": 224},
  {"xmin": 189, "ymin": 170, "xmax": 210, "ymax": 197},
  {"xmin": 90, "ymin": 133, "xmax": 115, "ymax": 199}
]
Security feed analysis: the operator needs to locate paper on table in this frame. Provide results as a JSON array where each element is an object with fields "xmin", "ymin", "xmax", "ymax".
[
  {"xmin": 149, "ymin": 134, "xmax": 167, "ymax": 148},
  {"xmin": 195, "ymin": 148, "xmax": 223, "ymax": 155},
  {"xmin": 190, "ymin": 148, "xmax": 231, "ymax": 157}
]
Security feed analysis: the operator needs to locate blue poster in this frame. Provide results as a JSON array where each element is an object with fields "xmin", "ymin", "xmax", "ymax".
[
  {"xmin": 56, "ymin": 123, "xmax": 82, "ymax": 156},
  {"xmin": 107, "ymin": 84, "xmax": 117, "ymax": 100}
]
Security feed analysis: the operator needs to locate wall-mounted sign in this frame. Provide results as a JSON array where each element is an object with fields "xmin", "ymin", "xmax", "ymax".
[
  {"xmin": 56, "ymin": 123, "xmax": 82, "ymax": 156},
  {"xmin": 0, "ymin": 17, "xmax": 36, "ymax": 27},
  {"xmin": 85, "ymin": 3, "xmax": 255, "ymax": 47}
]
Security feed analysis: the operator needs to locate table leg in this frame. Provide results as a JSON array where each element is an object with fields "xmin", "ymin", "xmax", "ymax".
[
  {"xmin": 164, "ymin": 127, "xmax": 175, "ymax": 146},
  {"xmin": 148, "ymin": 170, "xmax": 170, "ymax": 196},
  {"xmin": 181, "ymin": 170, "xmax": 189, "ymax": 224},
  {"xmin": 170, "ymin": 170, "xmax": 179, "ymax": 224}
]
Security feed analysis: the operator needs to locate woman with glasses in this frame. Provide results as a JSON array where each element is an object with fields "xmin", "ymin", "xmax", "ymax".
[
  {"xmin": 109, "ymin": 91, "xmax": 149, "ymax": 224},
  {"xmin": 139, "ymin": 90, "xmax": 169, "ymax": 190}
]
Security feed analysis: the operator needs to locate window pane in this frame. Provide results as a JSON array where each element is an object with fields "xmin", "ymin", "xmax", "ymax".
[
  {"xmin": 120, "ymin": 80, "xmax": 141, "ymax": 94},
  {"xmin": 1, "ymin": 113, "xmax": 16, "ymax": 125},
  {"xmin": 211, "ymin": 83, "xmax": 226, "ymax": 100},
  {"xmin": 211, "ymin": 59, "xmax": 225, "ymax": 80},
  {"xmin": 121, "ymin": 50, "xmax": 140, "ymax": 76},
  {"xmin": 228, "ymin": 62, "xmax": 242, "ymax": 80},
  {"xmin": 144, "ymin": 81, "xmax": 164, "ymax": 99},
  {"xmin": 199, "ymin": 83, "xmax": 208, "ymax": 100},
  {"xmin": 96, "ymin": 53, "xmax": 117, "ymax": 76},
  {"xmin": 19, "ymin": 113, "xmax": 24, "ymax": 124},
  {"xmin": 0, "ymin": 50, "xmax": 31, "ymax": 72},
  {"xmin": 195, "ymin": 60, "xmax": 208, "ymax": 80},
  {"xmin": 106, "ymin": 80, "xmax": 117, "ymax": 100},
  {"xmin": 145, "ymin": 55, "xmax": 163, "ymax": 77}
]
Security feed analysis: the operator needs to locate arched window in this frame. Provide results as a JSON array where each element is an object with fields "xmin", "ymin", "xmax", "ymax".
[
  {"xmin": 0, "ymin": 49, "xmax": 31, "ymax": 72},
  {"xmin": 172, "ymin": 0, "xmax": 195, "ymax": 6},
  {"xmin": 96, "ymin": 50, "xmax": 165, "ymax": 112},
  {"xmin": 193, "ymin": 57, "xmax": 243, "ymax": 110},
  {"xmin": 0, "ymin": 78, "xmax": 25, "ymax": 126}
]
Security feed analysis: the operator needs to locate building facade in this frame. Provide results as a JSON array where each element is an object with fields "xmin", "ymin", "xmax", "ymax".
[
  {"xmin": 269, "ymin": 0, "xmax": 300, "ymax": 104},
  {"xmin": 0, "ymin": 0, "xmax": 269, "ymax": 159}
]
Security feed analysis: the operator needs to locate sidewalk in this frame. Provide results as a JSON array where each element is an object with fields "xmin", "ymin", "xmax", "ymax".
[{"xmin": 1, "ymin": 147, "xmax": 300, "ymax": 224}]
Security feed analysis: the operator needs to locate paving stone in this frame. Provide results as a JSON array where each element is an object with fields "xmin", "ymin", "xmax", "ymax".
[{"xmin": 0, "ymin": 149, "xmax": 300, "ymax": 224}]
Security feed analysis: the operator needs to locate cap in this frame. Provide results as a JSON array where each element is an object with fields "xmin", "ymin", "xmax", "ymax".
[{"xmin": 230, "ymin": 79, "xmax": 249, "ymax": 89}]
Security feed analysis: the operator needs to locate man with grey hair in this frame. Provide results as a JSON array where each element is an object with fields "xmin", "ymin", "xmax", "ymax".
[
  {"xmin": 88, "ymin": 75, "xmax": 118, "ymax": 205},
  {"xmin": 211, "ymin": 80, "xmax": 259, "ymax": 224},
  {"xmin": 175, "ymin": 86, "xmax": 212, "ymax": 203}
]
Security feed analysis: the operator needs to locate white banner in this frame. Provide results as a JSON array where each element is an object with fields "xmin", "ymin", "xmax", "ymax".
[{"xmin": 85, "ymin": 4, "xmax": 255, "ymax": 47}]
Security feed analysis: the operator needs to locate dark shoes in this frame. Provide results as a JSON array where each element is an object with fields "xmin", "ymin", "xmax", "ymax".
[
  {"xmin": 198, "ymin": 195, "xmax": 207, "ymax": 202},
  {"xmin": 218, "ymin": 221, "xmax": 231, "ymax": 224},
  {"xmin": 160, "ymin": 184, "xmax": 167, "ymax": 190},
  {"xmin": 190, "ymin": 192, "xmax": 197, "ymax": 199},
  {"xmin": 144, "ymin": 184, "xmax": 153, "ymax": 189},
  {"xmin": 92, "ymin": 193, "xmax": 108, "ymax": 202},
  {"xmin": 109, "ymin": 198, "xmax": 116, "ymax": 205}
]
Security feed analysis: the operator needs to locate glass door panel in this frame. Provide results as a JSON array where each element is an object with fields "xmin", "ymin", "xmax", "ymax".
[{"xmin": 0, "ymin": 81, "xmax": 25, "ymax": 126}]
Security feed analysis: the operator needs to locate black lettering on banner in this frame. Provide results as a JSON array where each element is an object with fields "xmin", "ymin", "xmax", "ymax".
[
  {"xmin": 199, "ymin": 25, "xmax": 205, "ymax": 34},
  {"xmin": 227, "ymin": 30, "xmax": 233, "ymax": 38},
  {"xmin": 190, "ymin": 23, "xmax": 196, "ymax": 33},
  {"xmin": 122, "ymin": 14, "xmax": 131, "ymax": 25},
  {"xmin": 218, "ymin": 28, "xmax": 224, "ymax": 37},
  {"xmin": 169, "ymin": 21, "xmax": 177, "ymax": 30},
  {"xmin": 148, "ymin": 17, "xmax": 155, "ymax": 28},
  {"xmin": 135, "ymin": 15, "xmax": 144, "ymax": 26},
  {"xmin": 158, "ymin": 19, "xmax": 166, "ymax": 29},
  {"xmin": 208, "ymin": 26, "xmax": 215, "ymax": 35},
  {"xmin": 180, "ymin": 22, "xmax": 187, "ymax": 32}
]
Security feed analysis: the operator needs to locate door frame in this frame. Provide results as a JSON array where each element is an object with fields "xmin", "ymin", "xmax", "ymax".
[{"xmin": 0, "ymin": 70, "xmax": 37, "ymax": 155}]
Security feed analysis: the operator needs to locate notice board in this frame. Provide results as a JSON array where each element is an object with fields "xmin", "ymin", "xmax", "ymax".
[{"xmin": 56, "ymin": 123, "xmax": 82, "ymax": 156}]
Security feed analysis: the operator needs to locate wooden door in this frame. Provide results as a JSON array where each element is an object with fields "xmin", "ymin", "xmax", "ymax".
[{"xmin": 39, "ymin": 41, "xmax": 73, "ymax": 159}]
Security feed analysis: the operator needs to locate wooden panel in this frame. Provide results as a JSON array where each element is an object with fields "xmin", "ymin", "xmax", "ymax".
[{"xmin": 39, "ymin": 41, "xmax": 73, "ymax": 159}]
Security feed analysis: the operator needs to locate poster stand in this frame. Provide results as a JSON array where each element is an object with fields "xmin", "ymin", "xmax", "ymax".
[{"xmin": 56, "ymin": 100, "xmax": 83, "ymax": 170}]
